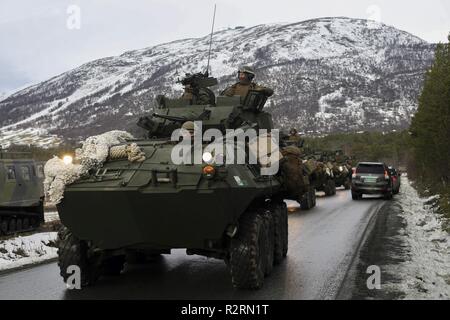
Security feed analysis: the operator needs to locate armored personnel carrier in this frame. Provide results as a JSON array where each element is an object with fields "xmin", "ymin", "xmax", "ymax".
[
  {"xmin": 0, "ymin": 149, "xmax": 45, "ymax": 235},
  {"xmin": 304, "ymin": 152, "xmax": 336, "ymax": 196},
  {"xmin": 56, "ymin": 74, "xmax": 297, "ymax": 289},
  {"xmin": 331, "ymin": 151, "xmax": 352, "ymax": 190}
]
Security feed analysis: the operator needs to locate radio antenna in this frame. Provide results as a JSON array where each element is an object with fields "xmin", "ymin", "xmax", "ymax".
[{"xmin": 205, "ymin": 4, "xmax": 217, "ymax": 77}]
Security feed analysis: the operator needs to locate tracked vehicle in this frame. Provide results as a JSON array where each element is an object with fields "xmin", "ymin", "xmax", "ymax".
[
  {"xmin": 0, "ymin": 149, "xmax": 45, "ymax": 235},
  {"xmin": 56, "ymin": 79, "xmax": 297, "ymax": 289}
]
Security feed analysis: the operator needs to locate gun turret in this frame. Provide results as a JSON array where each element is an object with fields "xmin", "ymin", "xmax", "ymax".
[{"xmin": 179, "ymin": 72, "xmax": 218, "ymax": 89}]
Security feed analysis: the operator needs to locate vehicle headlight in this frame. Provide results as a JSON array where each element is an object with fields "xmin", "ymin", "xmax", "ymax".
[
  {"xmin": 63, "ymin": 155, "xmax": 73, "ymax": 165},
  {"xmin": 202, "ymin": 152, "xmax": 213, "ymax": 164},
  {"xmin": 339, "ymin": 166, "xmax": 344, "ymax": 172}
]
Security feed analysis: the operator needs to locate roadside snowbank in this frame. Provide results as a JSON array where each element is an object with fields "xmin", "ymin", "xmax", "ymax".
[
  {"xmin": 0, "ymin": 233, "xmax": 58, "ymax": 272},
  {"xmin": 384, "ymin": 178, "xmax": 450, "ymax": 299}
]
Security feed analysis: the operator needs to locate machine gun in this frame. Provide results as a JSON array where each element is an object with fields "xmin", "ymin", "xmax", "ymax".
[
  {"xmin": 178, "ymin": 72, "xmax": 217, "ymax": 106},
  {"xmin": 137, "ymin": 109, "xmax": 212, "ymax": 138},
  {"xmin": 178, "ymin": 72, "xmax": 218, "ymax": 89}
]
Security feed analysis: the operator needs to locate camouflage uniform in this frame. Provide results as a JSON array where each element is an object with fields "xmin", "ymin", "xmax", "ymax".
[
  {"xmin": 220, "ymin": 66, "xmax": 274, "ymax": 98},
  {"xmin": 288, "ymin": 128, "xmax": 302, "ymax": 144}
]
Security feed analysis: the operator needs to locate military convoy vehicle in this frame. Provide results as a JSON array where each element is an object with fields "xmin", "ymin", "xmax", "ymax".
[
  {"xmin": 56, "ymin": 76, "xmax": 302, "ymax": 289},
  {"xmin": 0, "ymin": 149, "xmax": 45, "ymax": 235},
  {"xmin": 304, "ymin": 152, "xmax": 336, "ymax": 197},
  {"xmin": 280, "ymin": 134, "xmax": 316, "ymax": 210},
  {"xmin": 329, "ymin": 151, "xmax": 352, "ymax": 190}
]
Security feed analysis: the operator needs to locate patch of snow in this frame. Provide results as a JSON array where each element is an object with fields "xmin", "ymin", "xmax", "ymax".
[
  {"xmin": 0, "ymin": 127, "xmax": 62, "ymax": 149},
  {"xmin": 384, "ymin": 178, "xmax": 450, "ymax": 299},
  {"xmin": 0, "ymin": 232, "xmax": 58, "ymax": 271}
]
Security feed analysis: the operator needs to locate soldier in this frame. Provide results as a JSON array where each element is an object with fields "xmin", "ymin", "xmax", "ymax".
[
  {"xmin": 181, "ymin": 84, "xmax": 214, "ymax": 105},
  {"xmin": 220, "ymin": 66, "xmax": 274, "ymax": 98},
  {"xmin": 180, "ymin": 73, "xmax": 216, "ymax": 105}
]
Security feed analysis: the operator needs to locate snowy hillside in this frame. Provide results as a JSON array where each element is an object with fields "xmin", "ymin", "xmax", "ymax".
[{"xmin": 0, "ymin": 17, "xmax": 435, "ymax": 144}]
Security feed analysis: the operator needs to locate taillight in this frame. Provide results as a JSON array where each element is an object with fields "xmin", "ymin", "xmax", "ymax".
[
  {"xmin": 352, "ymin": 168, "xmax": 356, "ymax": 179},
  {"xmin": 384, "ymin": 170, "xmax": 389, "ymax": 180},
  {"xmin": 202, "ymin": 165, "xmax": 216, "ymax": 178}
]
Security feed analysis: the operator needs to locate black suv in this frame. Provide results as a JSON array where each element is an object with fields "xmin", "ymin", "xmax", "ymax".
[{"xmin": 351, "ymin": 162, "xmax": 393, "ymax": 200}]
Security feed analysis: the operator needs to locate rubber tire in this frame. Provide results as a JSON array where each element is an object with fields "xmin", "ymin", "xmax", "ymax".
[
  {"xmin": 230, "ymin": 212, "xmax": 268, "ymax": 289},
  {"xmin": 384, "ymin": 191, "xmax": 393, "ymax": 200},
  {"xmin": 324, "ymin": 180, "xmax": 335, "ymax": 196},
  {"xmin": 8, "ymin": 219, "xmax": 16, "ymax": 233},
  {"xmin": 352, "ymin": 192, "xmax": 361, "ymax": 200},
  {"xmin": 281, "ymin": 202, "xmax": 288, "ymax": 258},
  {"xmin": 23, "ymin": 218, "xmax": 30, "ymax": 230},
  {"xmin": 102, "ymin": 256, "xmax": 125, "ymax": 276},
  {"xmin": 0, "ymin": 220, "xmax": 8, "ymax": 235},
  {"xmin": 273, "ymin": 205, "xmax": 283, "ymax": 264},
  {"xmin": 57, "ymin": 227, "xmax": 101, "ymax": 287},
  {"xmin": 262, "ymin": 211, "xmax": 274, "ymax": 276},
  {"xmin": 300, "ymin": 189, "xmax": 313, "ymax": 210},
  {"xmin": 310, "ymin": 187, "xmax": 317, "ymax": 208},
  {"xmin": 330, "ymin": 180, "xmax": 337, "ymax": 195},
  {"xmin": 16, "ymin": 219, "xmax": 23, "ymax": 232}
]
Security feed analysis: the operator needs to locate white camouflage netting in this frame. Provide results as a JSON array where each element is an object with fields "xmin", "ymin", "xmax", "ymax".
[{"xmin": 44, "ymin": 130, "xmax": 137, "ymax": 204}]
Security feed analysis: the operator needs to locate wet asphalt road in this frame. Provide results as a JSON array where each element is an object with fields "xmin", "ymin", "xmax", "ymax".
[{"xmin": 0, "ymin": 189, "xmax": 386, "ymax": 300}]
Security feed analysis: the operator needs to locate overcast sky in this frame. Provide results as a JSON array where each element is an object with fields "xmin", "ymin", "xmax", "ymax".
[{"xmin": 1, "ymin": 0, "xmax": 449, "ymax": 93}]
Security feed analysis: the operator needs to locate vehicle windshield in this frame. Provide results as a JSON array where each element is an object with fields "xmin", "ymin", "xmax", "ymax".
[{"xmin": 356, "ymin": 164, "xmax": 385, "ymax": 174}]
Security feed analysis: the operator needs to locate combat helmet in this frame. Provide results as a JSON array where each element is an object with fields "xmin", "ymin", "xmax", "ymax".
[{"xmin": 238, "ymin": 65, "xmax": 255, "ymax": 82}]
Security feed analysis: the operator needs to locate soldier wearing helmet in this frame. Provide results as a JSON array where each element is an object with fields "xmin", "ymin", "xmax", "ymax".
[
  {"xmin": 288, "ymin": 128, "xmax": 301, "ymax": 142},
  {"xmin": 181, "ymin": 121, "xmax": 196, "ymax": 138},
  {"xmin": 220, "ymin": 66, "xmax": 274, "ymax": 98}
]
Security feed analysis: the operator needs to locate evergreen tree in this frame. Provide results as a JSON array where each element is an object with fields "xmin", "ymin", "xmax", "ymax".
[{"xmin": 410, "ymin": 34, "xmax": 450, "ymax": 187}]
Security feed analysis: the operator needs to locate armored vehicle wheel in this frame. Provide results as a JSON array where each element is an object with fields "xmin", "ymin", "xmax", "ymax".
[
  {"xmin": 281, "ymin": 202, "xmax": 288, "ymax": 257},
  {"xmin": 230, "ymin": 212, "xmax": 268, "ymax": 289},
  {"xmin": 331, "ymin": 180, "xmax": 337, "ymax": 195},
  {"xmin": 0, "ymin": 219, "xmax": 8, "ymax": 235},
  {"xmin": 300, "ymin": 189, "xmax": 312, "ymax": 210},
  {"xmin": 325, "ymin": 180, "xmax": 336, "ymax": 196},
  {"xmin": 262, "ymin": 211, "xmax": 274, "ymax": 276},
  {"xmin": 30, "ymin": 218, "xmax": 38, "ymax": 228},
  {"xmin": 102, "ymin": 256, "xmax": 125, "ymax": 276},
  {"xmin": 57, "ymin": 227, "xmax": 101, "ymax": 287},
  {"xmin": 23, "ymin": 218, "xmax": 30, "ymax": 230},
  {"xmin": 16, "ymin": 219, "xmax": 23, "ymax": 232},
  {"xmin": 273, "ymin": 202, "xmax": 288, "ymax": 264},
  {"xmin": 8, "ymin": 219, "xmax": 16, "ymax": 233}
]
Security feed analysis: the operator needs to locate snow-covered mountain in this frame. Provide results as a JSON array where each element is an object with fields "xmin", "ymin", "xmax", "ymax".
[{"xmin": 0, "ymin": 17, "xmax": 436, "ymax": 145}]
